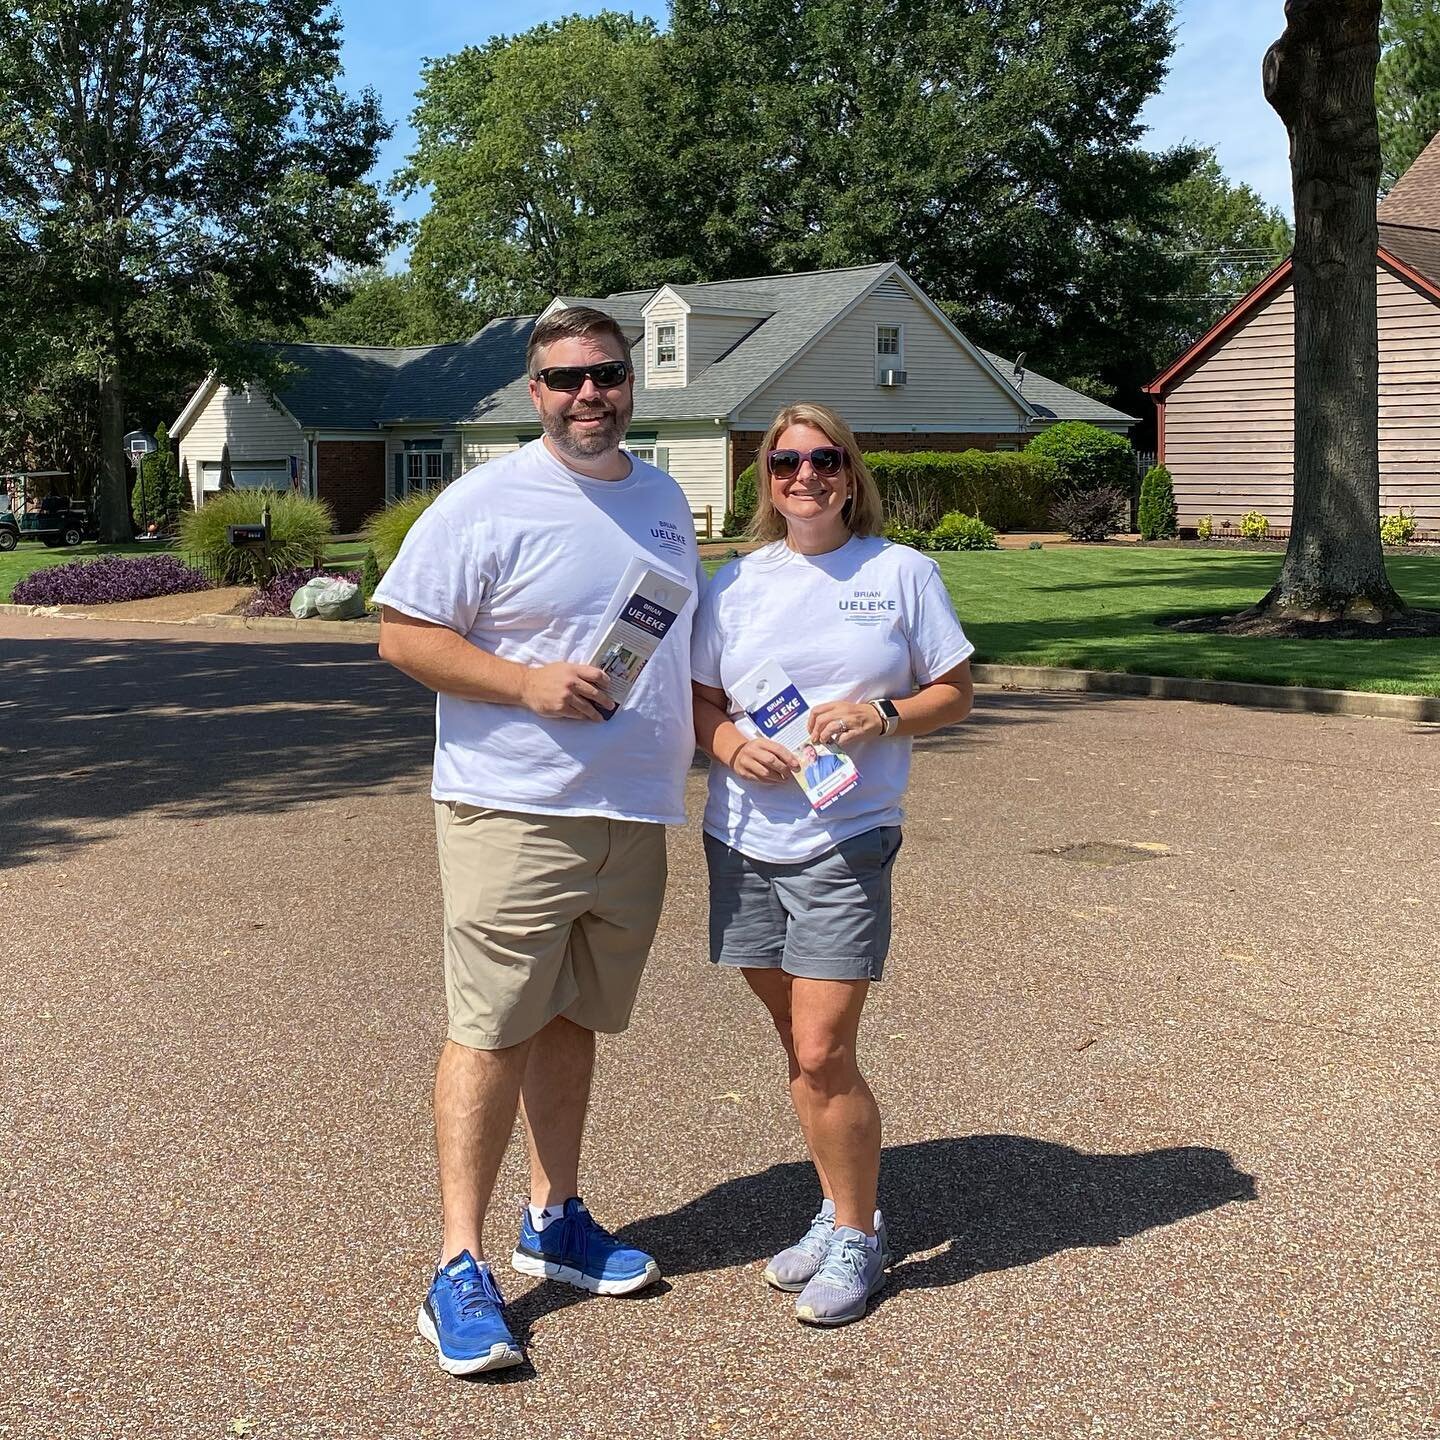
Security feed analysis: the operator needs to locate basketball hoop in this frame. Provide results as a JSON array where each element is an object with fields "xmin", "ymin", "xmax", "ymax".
[{"xmin": 122, "ymin": 430, "xmax": 157, "ymax": 470}]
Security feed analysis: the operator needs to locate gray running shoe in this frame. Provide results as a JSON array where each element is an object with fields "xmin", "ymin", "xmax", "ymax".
[
  {"xmin": 794, "ymin": 1221, "xmax": 889, "ymax": 1326},
  {"xmin": 763, "ymin": 1202, "xmax": 835, "ymax": 1292}
]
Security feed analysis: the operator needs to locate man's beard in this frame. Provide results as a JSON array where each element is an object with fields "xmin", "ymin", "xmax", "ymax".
[{"xmin": 542, "ymin": 401, "xmax": 630, "ymax": 459}]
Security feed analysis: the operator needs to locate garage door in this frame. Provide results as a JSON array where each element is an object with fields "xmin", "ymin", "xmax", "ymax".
[{"xmin": 201, "ymin": 461, "xmax": 292, "ymax": 492}]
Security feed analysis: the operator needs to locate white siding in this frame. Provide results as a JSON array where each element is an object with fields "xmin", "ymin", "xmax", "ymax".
[
  {"xmin": 687, "ymin": 314, "xmax": 758, "ymax": 383},
  {"xmin": 382, "ymin": 429, "xmax": 463, "ymax": 499},
  {"xmin": 177, "ymin": 381, "xmax": 304, "ymax": 502},
  {"xmin": 460, "ymin": 430, "xmax": 530, "ymax": 472},
  {"xmin": 654, "ymin": 423, "xmax": 728, "ymax": 522},
  {"xmin": 458, "ymin": 423, "xmax": 726, "ymax": 522},
  {"xmin": 645, "ymin": 294, "xmax": 687, "ymax": 389},
  {"xmin": 737, "ymin": 287, "xmax": 1026, "ymax": 431},
  {"xmin": 1164, "ymin": 264, "xmax": 1440, "ymax": 530}
]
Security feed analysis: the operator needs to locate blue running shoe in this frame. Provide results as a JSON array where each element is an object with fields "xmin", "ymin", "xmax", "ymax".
[
  {"xmin": 511, "ymin": 1198, "xmax": 660, "ymax": 1295},
  {"xmin": 416, "ymin": 1251, "xmax": 524, "ymax": 1375}
]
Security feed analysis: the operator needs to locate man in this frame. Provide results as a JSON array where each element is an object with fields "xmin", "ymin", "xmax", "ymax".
[{"xmin": 373, "ymin": 307, "xmax": 699, "ymax": 1375}]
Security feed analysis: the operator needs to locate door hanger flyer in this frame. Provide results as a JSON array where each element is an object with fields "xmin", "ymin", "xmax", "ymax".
[
  {"xmin": 731, "ymin": 661, "xmax": 860, "ymax": 811},
  {"xmin": 585, "ymin": 557, "xmax": 693, "ymax": 717}
]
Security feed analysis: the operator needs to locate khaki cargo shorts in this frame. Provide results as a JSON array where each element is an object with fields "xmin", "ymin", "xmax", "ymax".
[{"xmin": 433, "ymin": 802, "xmax": 668, "ymax": 1050}]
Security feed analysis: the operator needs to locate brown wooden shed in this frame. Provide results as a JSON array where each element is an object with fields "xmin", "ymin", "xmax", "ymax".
[{"xmin": 1144, "ymin": 133, "xmax": 1440, "ymax": 537}]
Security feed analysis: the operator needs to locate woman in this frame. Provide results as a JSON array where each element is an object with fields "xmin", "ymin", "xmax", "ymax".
[{"xmin": 692, "ymin": 401, "xmax": 974, "ymax": 1327}]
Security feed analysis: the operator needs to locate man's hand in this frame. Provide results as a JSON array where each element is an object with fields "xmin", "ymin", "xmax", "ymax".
[
  {"xmin": 520, "ymin": 661, "xmax": 614, "ymax": 721},
  {"xmin": 729, "ymin": 737, "xmax": 799, "ymax": 783}
]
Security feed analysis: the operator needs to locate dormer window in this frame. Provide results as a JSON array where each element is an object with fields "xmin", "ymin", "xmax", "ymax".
[{"xmin": 656, "ymin": 323, "xmax": 677, "ymax": 367}]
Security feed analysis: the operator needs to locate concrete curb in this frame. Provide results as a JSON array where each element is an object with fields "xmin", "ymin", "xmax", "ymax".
[
  {"xmin": 971, "ymin": 662, "xmax": 1440, "ymax": 724},
  {"xmin": 189, "ymin": 613, "xmax": 379, "ymax": 641}
]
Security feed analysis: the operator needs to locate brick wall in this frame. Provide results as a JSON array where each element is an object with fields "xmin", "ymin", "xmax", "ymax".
[
  {"xmin": 730, "ymin": 428, "xmax": 1028, "ymax": 478},
  {"xmin": 316, "ymin": 441, "xmax": 385, "ymax": 535}
]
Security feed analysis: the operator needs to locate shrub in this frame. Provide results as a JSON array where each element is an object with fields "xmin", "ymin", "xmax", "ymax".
[
  {"xmin": 1238, "ymin": 510, "xmax": 1270, "ymax": 540},
  {"xmin": 364, "ymin": 490, "xmax": 438, "ymax": 568},
  {"xmin": 1197, "ymin": 514, "xmax": 1214, "ymax": 539},
  {"xmin": 12, "ymin": 553, "xmax": 211, "ymax": 607},
  {"xmin": 178, "ymin": 489, "xmax": 334, "ymax": 584},
  {"xmin": 727, "ymin": 464, "xmax": 759, "ymax": 534},
  {"xmin": 361, "ymin": 546, "xmax": 381, "ymax": 599},
  {"xmin": 1137, "ymin": 464, "xmax": 1178, "ymax": 540},
  {"xmin": 132, "ymin": 424, "xmax": 185, "ymax": 534},
  {"xmin": 245, "ymin": 566, "xmax": 362, "ymax": 618},
  {"xmin": 1027, "ymin": 422, "xmax": 1136, "ymax": 496},
  {"xmin": 1028, "ymin": 540, "xmax": 1044, "ymax": 550},
  {"xmin": 732, "ymin": 447, "xmax": 1058, "ymax": 535},
  {"xmin": 883, "ymin": 521, "xmax": 932, "ymax": 548},
  {"xmin": 1050, "ymin": 485, "xmax": 1128, "ymax": 542},
  {"xmin": 868, "ymin": 450, "xmax": 1058, "ymax": 532},
  {"xmin": 928, "ymin": 511, "xmax": 999, "ymax": 550},
  {"xmin": 1380, "ymin": 509, "xmax": 1417, "ymax": 546}
]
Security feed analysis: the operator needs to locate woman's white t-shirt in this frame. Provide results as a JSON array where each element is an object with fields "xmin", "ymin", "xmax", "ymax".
[
  {"xmin": 692, "ymin": 536, "xmax": 974, "ymax": 862},
  {"xmin": 373, "ymin": 440, "xmax": 700, "ymax": 825}
]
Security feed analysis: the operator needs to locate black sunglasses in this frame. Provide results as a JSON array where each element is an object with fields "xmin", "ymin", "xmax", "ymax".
[
  {"xmin": 532, "ymin": 360, "xmax": 631, "ymax": 392},
  {"xmin": 767, "ymin": 445, "xmax": 845, "ymax": 478}
]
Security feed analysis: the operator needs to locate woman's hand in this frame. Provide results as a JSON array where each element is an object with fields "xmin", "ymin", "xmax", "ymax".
[
  {"xmin": 806, "ymin": 700, "xmax": 884, "ymax": 747},
  {"xmin": 729, "ymin": 737, "xmax": 800, "ymax": 783}
]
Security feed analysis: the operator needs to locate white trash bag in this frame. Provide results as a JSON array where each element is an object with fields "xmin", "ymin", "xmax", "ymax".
[{"xmin": 290, "ymin": 576, "xmax": 363, "ymax": 620}]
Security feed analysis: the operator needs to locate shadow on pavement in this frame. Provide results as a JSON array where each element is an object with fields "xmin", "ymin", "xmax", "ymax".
[
  {"xmin": 1, "ymin": 632, "xmax": 1100, "ymax": 867},
  {"xmin": 505, "ymin": 1134, "xmax": 1255, "ymax": 1335},
  {"xmin": 0, "ymin": 634, "xmax": 434, "ymax": 868}
]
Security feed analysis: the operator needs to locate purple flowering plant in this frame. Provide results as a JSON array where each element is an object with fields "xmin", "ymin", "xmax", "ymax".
[
  {"xmin": 12, "ymin": 554, "xmax": 212, "ymax": 607},
  {"xmin": 244, "ymin": 567, "xmax": 362, "ymax": 618}
]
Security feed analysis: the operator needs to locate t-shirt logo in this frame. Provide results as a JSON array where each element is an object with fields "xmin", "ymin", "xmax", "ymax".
[
  {"xmin": 838, "ymin": 588, "xmax": 897, "ymax": 625},
  {"xmin": 650, "ymin": 518, "xmax": 689, "ymax": 558}
]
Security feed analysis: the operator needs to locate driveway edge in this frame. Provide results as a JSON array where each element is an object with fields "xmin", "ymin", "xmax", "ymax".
[{"xmin": 972, "ymin": 662, "xmax": 1440, "ymax": 723}]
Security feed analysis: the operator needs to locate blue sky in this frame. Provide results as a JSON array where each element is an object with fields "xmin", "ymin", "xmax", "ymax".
[{"xmin": 336, "ymin": 0, "xmax": 1294, "ymax": 257}]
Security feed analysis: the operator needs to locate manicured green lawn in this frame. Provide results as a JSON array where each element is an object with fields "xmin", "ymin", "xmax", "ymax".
[
  {"xmin": 0, "ymin": 542, "xmax": 155, "ymax": 603},
  {"xmin": 324, "ymin": 541, "xmax": 370, "ymax": 567},
  {"xmin": 935, "ymin": 546, "xmax": 1440, "ymax": 696}
]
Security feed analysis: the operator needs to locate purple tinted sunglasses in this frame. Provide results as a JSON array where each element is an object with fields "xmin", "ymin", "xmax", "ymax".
[{"xmin": 767, "ymin": 445, "xmax": 845, "ymax": 478}]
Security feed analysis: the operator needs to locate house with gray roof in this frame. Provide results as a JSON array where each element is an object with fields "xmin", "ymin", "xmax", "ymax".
[{"xmin": 171, "ymin": 262, "xmax": 1136, "ymax": 533}]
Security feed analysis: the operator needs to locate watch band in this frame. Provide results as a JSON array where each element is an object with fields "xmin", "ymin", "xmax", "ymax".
[{"xmin": 871, "ymin": 698, "xmax": 901, "ymax": 736}]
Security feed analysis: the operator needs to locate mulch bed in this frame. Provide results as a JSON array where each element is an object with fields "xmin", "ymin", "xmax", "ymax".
[{"xmin": 1170, "ymin": 607, "xmax": 1440, "ymax": 640}]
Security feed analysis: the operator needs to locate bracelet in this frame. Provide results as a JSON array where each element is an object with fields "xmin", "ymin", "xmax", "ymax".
[{"xmin": 871, "ymin": 699, "xmax": 901, "ymax": 736}]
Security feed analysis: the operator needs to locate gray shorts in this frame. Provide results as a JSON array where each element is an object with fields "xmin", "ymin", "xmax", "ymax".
[{"xmin": 703, "ymin": 826, "xmax": 903, "ymax": 982}]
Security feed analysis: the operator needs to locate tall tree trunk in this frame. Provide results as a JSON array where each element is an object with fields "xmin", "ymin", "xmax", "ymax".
[
  {"xmin": 96, "ymin": 366, "xmax": 132, "ymax": 543},
  {"xmin": 1262, "ymin": 0, "xmax": 1402, "ymax": 621}
]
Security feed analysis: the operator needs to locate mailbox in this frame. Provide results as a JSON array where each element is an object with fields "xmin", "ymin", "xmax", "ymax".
[{"xmin": 228, "ymin": 524, "xmax": 267, "ymax": 545}]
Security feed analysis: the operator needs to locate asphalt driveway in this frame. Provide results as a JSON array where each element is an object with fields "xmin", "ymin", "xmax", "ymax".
[{"xmin": 1, "ymin": 616, "xmax": 1436, "ymax": 1439}]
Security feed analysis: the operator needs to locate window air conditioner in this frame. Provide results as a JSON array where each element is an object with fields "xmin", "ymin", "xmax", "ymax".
[{"xmin": 879, "ymin": 368, "xmax": 907, "ymax": 386}]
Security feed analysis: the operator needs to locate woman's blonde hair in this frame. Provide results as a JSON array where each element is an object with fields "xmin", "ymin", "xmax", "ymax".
[{"xmin": 747, "ymin": 401, "xmax": 884, "ymax": 543}]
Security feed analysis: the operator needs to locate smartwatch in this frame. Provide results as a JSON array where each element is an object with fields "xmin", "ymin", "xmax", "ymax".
[{"xmin": 871, "ymin": 698, "xmax": 901, "ymax": 736}]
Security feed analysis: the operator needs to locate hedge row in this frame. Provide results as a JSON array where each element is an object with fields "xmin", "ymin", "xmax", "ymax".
[{"xmin": 728, "ymin": 448, "xmax": 1063, "ymax": 534}]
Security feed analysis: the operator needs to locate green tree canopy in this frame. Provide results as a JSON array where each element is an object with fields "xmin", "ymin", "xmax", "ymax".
[
  {"xmin": 1378, "ymin": 0, "xmax": 1440, "ymax": 190},
  {"xmin": 0, "ymin": 1, "xmax": 398, "ymax": 537},
  {"xmin": 399, "ymin": 13, "xmax": 664, "ymax": 319},
  {"xmin": 399, "ymin": 1, "xmax": 1291, "ymax": 411},
  {"xmin": 296, "ymin": 270, "xmax": 482, "ymax": 348}
]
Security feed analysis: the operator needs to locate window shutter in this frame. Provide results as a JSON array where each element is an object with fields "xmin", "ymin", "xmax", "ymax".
[
  {"xmin": 392, "ymin": 453, "xmax": 404, "ymax": 499},
  {"xmin": 442, "ymin": 450, "xmax": 454, "ymax": 485},
  {"xmin": 655, "ymin": 446, "xmax": 670, "ymax": 472}
]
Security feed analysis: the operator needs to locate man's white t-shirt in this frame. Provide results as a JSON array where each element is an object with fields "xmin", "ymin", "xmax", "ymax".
[
  {"xmin": 692, "ymin": 536, "xmax": 974, "ymax": 862},
  {"xmin": 373, "ymin": 440, "xmax": 700, "ymax": 825}
]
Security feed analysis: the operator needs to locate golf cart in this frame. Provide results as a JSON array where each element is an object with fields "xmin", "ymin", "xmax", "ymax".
[{"xmin": 0, "ymin": 472, "xmax": 95, "ymax": 552}]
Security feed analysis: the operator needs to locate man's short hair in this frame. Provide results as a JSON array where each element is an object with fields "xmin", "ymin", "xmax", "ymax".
[{"xmin": 526, "ymin": 306, "xmax": 630, "ymax": 377}]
